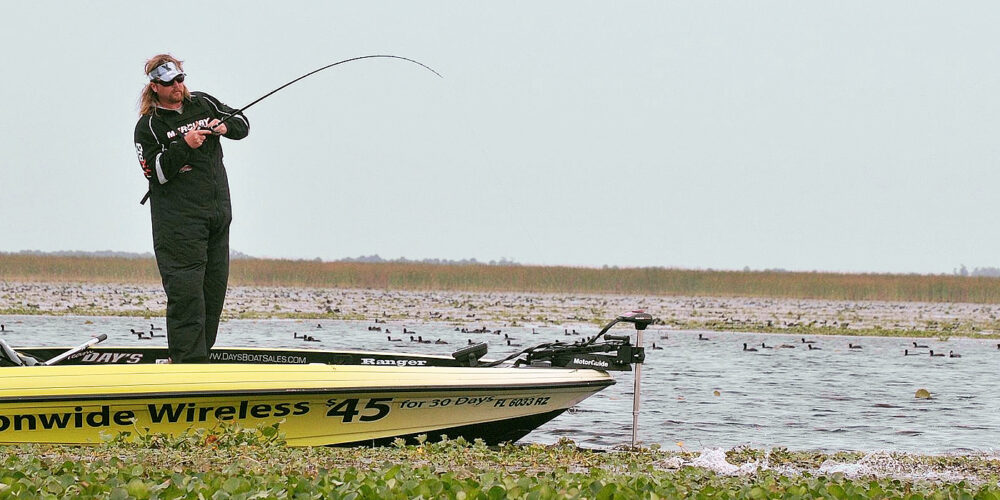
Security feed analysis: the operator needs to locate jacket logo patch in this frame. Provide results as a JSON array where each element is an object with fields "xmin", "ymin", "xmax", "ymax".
[
  {"xmin": 166, "ymin": 118, "xmax": 212, "ymax": 140},
  {"xmin": 135, "ymin": 143, "xmax": 152, "ymax": 178}
]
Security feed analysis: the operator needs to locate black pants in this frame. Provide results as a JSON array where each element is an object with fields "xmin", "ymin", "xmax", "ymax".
[{"xmin": 153, "ymin": 214, "xmax": 230, "ymax": 363}]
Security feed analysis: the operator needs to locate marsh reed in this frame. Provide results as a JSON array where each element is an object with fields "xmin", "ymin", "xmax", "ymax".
[{"xmin": 2, "ymin": 254, "xmax": 999, "ymax": 303}]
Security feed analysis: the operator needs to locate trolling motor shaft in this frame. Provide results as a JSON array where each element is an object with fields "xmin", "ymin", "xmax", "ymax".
[{"xmin": 618, "ymin": 311, "xmax": 653, "ymax": 448}]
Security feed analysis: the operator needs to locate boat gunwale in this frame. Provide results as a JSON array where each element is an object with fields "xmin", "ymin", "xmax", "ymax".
[{"xmin": 0, "ymin": 378, "xmax": 615, "ymax": 404}]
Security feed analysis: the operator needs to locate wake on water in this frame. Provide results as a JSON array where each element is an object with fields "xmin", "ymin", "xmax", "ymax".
[{"xmin": 664, "ymin": 447, "xmax": 1000, "ymax": 485}]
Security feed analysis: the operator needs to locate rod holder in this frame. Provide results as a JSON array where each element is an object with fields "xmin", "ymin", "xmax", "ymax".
[{"xmin": 44, "ymin": 334, "xmax": 107, "ymax": 366}]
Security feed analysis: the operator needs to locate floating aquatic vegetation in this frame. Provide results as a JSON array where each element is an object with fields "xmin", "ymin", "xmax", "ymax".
[
  {"xmin": 7, "ymin": 275, "xmax": 1000, "ymax": 339},
  {"xmin": 1, "ymin": 428, "xmax": 998, "ymax": 498}
]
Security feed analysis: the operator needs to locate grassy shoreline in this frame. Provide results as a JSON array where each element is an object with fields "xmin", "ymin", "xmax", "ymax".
[
  {"xmin": 5, "ymin": 254, "xmax": 1000, "ymax": 303},
  {"xmin": 5, "ymin": 255, "xmax": 1000, "ymax": 340}
]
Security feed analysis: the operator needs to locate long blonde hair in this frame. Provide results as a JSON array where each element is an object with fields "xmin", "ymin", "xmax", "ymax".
[{"xmin": 138, "ymin": 54, "xmax": 191, "ymax": 116}]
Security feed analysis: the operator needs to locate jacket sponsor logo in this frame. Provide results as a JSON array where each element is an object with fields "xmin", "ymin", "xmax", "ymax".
[
  {"xmin": 165, "ymin": 118, "xmax": 211, "ymax": 139},
  {"xmin": 135, "ymin": 143, "xmax": 151, "ymax": 178}
]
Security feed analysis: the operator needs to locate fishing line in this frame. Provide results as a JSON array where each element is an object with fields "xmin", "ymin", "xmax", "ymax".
[{"xmin": 140, "ymin": 54, "xmax": 443, "ymax": 205}]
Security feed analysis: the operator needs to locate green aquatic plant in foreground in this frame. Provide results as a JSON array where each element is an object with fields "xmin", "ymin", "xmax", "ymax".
[{"xmin": 1, "ymin": 426, "xmax": 998, "ymax": 499}]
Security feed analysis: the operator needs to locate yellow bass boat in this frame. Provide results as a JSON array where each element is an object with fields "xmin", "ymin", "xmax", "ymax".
[{"xmin": 0, "ymin": 313, "xmax": 651, "ymax": 446}]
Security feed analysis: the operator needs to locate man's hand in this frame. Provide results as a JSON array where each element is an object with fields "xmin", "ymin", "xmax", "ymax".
[
  {"xmin": 207, "ymin": 118, "xmax": 227, "ymax": 136},
  {"xmin": 184, "ymin": 129, "xmax": 212, "ymax": 149}
]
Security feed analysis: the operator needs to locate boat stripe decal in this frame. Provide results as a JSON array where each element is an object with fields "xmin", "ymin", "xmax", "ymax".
[
  {"xmin": 15, "ymin": 347, "xmax": 461, "ymax": 361},
  {"xmin": 0, "ymin": 380, "xmax": 614, "ymax": 404}
]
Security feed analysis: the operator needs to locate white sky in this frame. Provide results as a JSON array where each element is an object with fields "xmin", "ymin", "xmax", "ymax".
[{"xmin": 1, "ymin": 1, "xmax": 998, "ymax": 274}]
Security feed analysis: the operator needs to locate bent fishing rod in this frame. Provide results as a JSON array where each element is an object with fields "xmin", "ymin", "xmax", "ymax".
[
  {"xmin": 205, "ymin": 54, "xmax": 442, "ymax": 132},
  {"xmin": 140, "ymin": 54, "xmax": 442, "ymax": 204}
]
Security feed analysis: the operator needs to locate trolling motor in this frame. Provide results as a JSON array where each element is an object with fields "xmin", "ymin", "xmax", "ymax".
[
  {"xmin": 0, "ymin": 334, "xmax": 107, "ymax": 367},
  {"xmin": 491, "ymin": 311, "xmax": 651, "ymax": 370},
  {"xmin": 451, "ymin": 312, "xmax": 651, "ymax": 370},
  {"xmin": 475, "ymin": 310, "xmax": 653, "ymax": 447}
]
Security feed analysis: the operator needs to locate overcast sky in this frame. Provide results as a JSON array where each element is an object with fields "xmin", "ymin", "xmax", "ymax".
[{"xmin": 1, "ymin": 1, "xmax": 998, "ymax": 274}]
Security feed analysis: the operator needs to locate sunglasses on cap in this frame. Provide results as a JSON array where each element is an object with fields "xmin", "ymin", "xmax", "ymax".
[{"xmin": 155, "ymin": 74, "xmax": 186, "ymax": 86}]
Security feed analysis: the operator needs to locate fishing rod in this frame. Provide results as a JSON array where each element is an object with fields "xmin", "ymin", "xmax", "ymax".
[
  {"xmin": 140, "ymin": 54, "xmax": 442, "ymax": 205},
  {"xmin": 203, "ymin": 54, "xmax": 442, "ymax": 132}
]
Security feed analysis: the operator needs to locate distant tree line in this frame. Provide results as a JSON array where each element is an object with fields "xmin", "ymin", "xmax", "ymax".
[
  {"xmin": 5, "ymin": 251, "xmax": 997, "ymax": 274},
  {"xmin": 335, "ymin": 254, "xmax": 520, "ymax": 266},
  {"xmin": 5, "ymin": 249, "xmax": 155, "ymax": 259},
  {"xmin": 1, "ymin": 250, "xmax": 518, "ymax": 266},
  {"xmin": 954, "ymin": 264, "xmax": 1000, "ymax": 277}
]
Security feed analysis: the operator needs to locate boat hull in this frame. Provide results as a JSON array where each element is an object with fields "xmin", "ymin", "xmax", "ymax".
[{"xmin": 0, "ymin": 364, "xmax": 613, "ymax": 446}]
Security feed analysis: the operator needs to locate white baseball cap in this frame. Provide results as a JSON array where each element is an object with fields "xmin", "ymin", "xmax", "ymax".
[{"xmin": 147, "ymin": 61, "xmax": 184, "ymax": 83}]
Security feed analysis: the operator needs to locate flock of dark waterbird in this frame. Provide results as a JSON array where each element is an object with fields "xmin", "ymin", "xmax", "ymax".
[
  {"xmin": 737, "ymin": 336, "xmax": 967, "ymax": 357},
  {"xmin": 374, "ymin": 322, "xmax": 607, "ymax": 349},
  {"xmin": 127, "ymin": 324, "xmax": 163, "ymax": 340},
  {"xmin": 0, "ymin": 319, "xmax": 995, "ymax": 359},
  {"xmin": 98, "ymin": 322, "xmax": 1000, "ymax": 357},
  {"xmin": 357, "ymin": 322, "xmax": 987, "ymax": 358}
]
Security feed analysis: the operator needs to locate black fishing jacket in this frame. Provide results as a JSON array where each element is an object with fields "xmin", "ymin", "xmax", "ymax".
[{"xmin": 133, "ymin": 92, "xmax": 249, "ymax": 223}]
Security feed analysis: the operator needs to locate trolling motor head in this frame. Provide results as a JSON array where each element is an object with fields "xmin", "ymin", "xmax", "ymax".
[{"xmin": 617, "ymin": 310, "xmax": 653, "ymax": 330}]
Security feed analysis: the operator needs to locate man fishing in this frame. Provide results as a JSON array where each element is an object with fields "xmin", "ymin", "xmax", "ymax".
[{"xmin": 133, "ymin": 54, "xmax": 250, "ymax": 363}]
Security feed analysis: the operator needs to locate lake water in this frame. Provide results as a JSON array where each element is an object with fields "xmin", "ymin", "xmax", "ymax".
[{"xmin": 2, "ymin": 315, "xmax": 998, "ymax": 454}]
